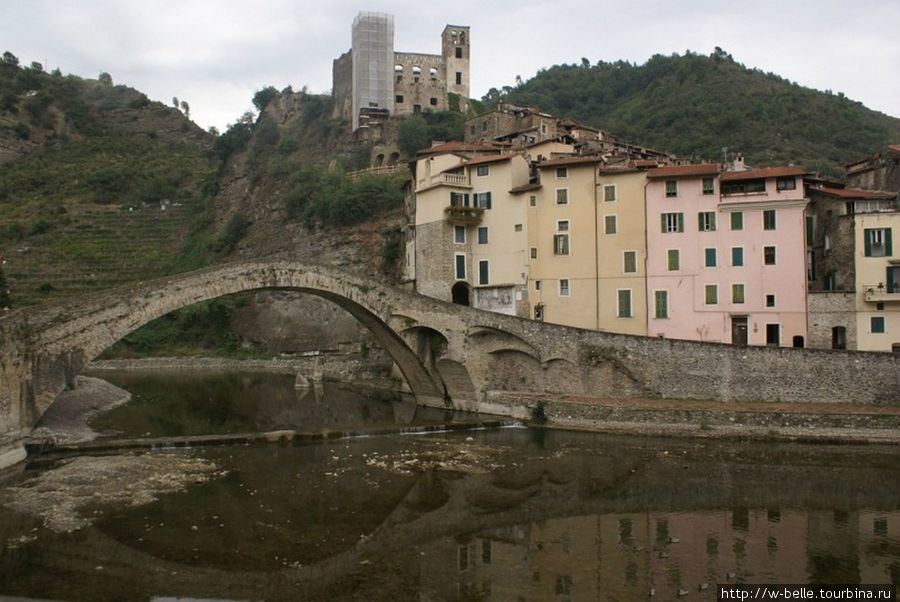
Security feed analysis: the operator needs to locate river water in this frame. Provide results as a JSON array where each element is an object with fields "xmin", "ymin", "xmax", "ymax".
[{"xmin": 1, "ymin": 371, "xmax": 899, "ymax": 601}]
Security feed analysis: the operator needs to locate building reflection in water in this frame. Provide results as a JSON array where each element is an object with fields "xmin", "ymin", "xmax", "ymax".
[{"xmin": 417, "ymin": 509, "xmax": 900, "ymax": 600}]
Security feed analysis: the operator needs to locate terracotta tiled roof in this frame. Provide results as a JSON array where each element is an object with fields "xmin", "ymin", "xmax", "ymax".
[
  {"xmin": 720, "ymin": 166, "xmax": 807, "ymax": 180},
  {"xmin": 510, "ymin": 182, "xmax": 542, "ymax": 193},
  {"xmin": 812, "ymin": 186, "xmax": 895, "ymax": 199},
  {"xmin": 889, "ymin": 144, "xmax": 900, "ymax": 153},
  {"xmin": 417, "ymin": 141, "xmax": 502, "ymax": 156},
  {"xmin": 647, "ymin": 163, "xmax": 720, "ymax": 179},
  {"xmin": 440, "ymin": 152, "xmax": 521, "ymax": 174},
  {"xmin": 538, "ymin": 155, "xmax": 603, "ymax": 168}
]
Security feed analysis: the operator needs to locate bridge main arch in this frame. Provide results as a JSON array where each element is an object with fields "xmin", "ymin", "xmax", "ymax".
[{"xmin": 1, "ymin": 262, "xmax": 449, "ymax": 455}]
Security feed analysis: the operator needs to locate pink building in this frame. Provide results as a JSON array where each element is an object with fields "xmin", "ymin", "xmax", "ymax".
[{"xmin": 645, "ymin": 164, "xmax": 809, "ymax": 346}]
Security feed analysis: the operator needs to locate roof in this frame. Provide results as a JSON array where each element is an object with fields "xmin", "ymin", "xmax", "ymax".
[
  {"xmin": 811, "ymin": 186, "xmax": 896, "ymax": 200},
  {"xmin": 439, "ymin": 152, "xmax": 522, "ymax": 174},
  {"xmin": 416, "ymin": 140, "xmax": 502, "ymax": 156},
  {"xmin": 538, "ymin": 155, "xmax": 603, "ymax": 168},
  {"xmin": 889, "ymin": 145, "xmax": 900, "ymax": 153},
  {"xmin": 510, "ymin": 182, "xmax": 542, "ymax": 194},
  {"xmin": 720, "ymin": 166, "xmax": 807, "ymax": 181},
  {"xmin": 647, "ymin": 163, "xmax": 720, "ymax": 179}
]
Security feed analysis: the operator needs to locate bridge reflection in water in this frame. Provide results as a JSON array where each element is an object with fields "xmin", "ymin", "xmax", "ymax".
[{"xmin": 2, "ymin": 420, "xmax": 899, "ymax": 601}]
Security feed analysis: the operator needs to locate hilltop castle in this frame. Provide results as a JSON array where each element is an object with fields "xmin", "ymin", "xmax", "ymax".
[{"xmin": 332, "ymin": 12, "xmax": 470, "ymax": 131}]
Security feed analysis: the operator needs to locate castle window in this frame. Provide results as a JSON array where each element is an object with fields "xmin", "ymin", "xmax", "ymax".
[
  {"xmin": 429, "ymin": 68, "xmax": 438, "ymax": 79},
  {"xmin": 395, "ymin": 95, "xmax": 404, "ymax": 103},
  {"xmin": 456, "ymin": 47, "xmax": 463, "ymax": 59},
  {"xmin": 430, "ymin": 97, "xmax": 438, "ymax": 106},
  {"xmin": 456, "ymin": 72, "xmax": 462, "ymax": 85},
  {"xmin": 412, "ymin": 66, "xmax": 421, "ymax": 75}
]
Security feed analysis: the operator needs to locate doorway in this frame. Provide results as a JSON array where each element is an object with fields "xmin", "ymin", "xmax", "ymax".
[
  {"xmin": 731, "ymin": 316, "xmax": 748, "ymax": 346},
  {"xmin": 451, "ymin": 281, "xmax": 471, "ymax": 306}
]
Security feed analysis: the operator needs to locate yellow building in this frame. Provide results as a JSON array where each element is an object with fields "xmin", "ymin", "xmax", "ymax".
[
  {"xmin": 855, "ymin": 212, "xmax": 900, "ymax": 352},
  {"xmin": 528, "ymin": 158, "xmax": 649, "ymax": 334}
]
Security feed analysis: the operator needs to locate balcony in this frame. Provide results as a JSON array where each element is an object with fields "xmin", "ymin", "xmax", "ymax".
[
  {"xmin": 445, "ymin": 205, "xmax": 484, "ymax": 225},
  {"xmin": 863, "ymin": 284, "xmax": 900, "ymax": 303}
]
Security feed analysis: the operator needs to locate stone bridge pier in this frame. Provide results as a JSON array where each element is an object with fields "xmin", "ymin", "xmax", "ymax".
[{"xmin": 1, "ymin": 260, "xmax": 898, "ymax": 469}]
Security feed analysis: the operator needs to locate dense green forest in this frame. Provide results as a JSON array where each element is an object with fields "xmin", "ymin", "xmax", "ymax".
[{"xmin": 492, "ymin": 49, "xmax": 900, "ymax": 177}]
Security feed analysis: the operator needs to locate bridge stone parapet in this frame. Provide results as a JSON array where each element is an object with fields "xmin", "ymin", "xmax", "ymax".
[{"xmin": 1, "ymin": 260, "xmax": 898, "ymax": 468}]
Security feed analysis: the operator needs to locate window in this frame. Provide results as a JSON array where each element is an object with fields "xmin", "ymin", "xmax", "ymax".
[
  {"xmin": 623, "ymin": 251, "xmax": 637, "ymax": 273},
  {"xmin": 864, "ymin": 228, "xmax": 893, "ymax": 257},
  {"xmin": 731, "ymin": 212, "xmax": 743, "ymax": 231},
  {"xmin": 667, "ymin": 249, "xmax": 680, "ymax": 271},
  {"xmin": 661, "ymin": 212, "xmax": 684, "ymax": 233},
  {"xmin": 474, "ymin": 191, "xmax": 492, "ymax": 209},
  {"xmin": 665, "ymin": 180, "xmax": 677, "ymax": 197},
  {"xmin": 705, "ymin": 248, "xmax": 717, "ymax": 267},
  {"xmin": 871, "ymin": 316, "xmax": 885, "ymax": 334},
  {"xmin": 478, "ymin": 260, "xmax": 489, "ymax": 285},
  {"xmin": 477, "ymin": 226, "xmax": 488, "ymax": 244},
  {"xmin": 559, "ymin": 278, "xmax": 570, "ymax": 297},
  {"xmin": 455, "ymin": 47, "xmax": 463, "ymax": 59},
  {"xmin": 702, "ymin": 177, "xmax": 715, "ymax": 195},
  {"xmin": 617, "ymin": 289, "xmax": 632, "ymax": 318},
  {"xmin": 556, "ymin": 167, "xmax": 568, "ymax": 179},
  {"xmin": 514, "ymin": 223, "xmax": 523, "ymax": 232},
  {"xmin": 806, "ymin": 216, "xmax": 815, "ymax": 245},
  {"xmin": 454, "ymin": 225, "xmax": 466, "ymax": 243},
  {"xmin": 698, "ymin": 212, "xmax": 716, "ymax": 231},
  {"xmin": 604, "ymin": 215, "xmax": 617, "ymax": 234},
  {"xmin": 776, "ymin": 176, "xmax": 796, "ymax": 191},
  {"xmin": 450, "ymin": 191, "xmax": 469, "ymax": 207},
  {"xmin": 705, "ymin": 284, "xmax": 718, "ymax": 305},
  {"xmin": 824, "ymin": 272, "xmax": 837, "ymax": 291},
  {"xmin": 722, "ymin": 178, "xmax": 766, "ymax": 195},
  {"xmin": 763, "ymin": 209, "xmax": 777, "ymax": 230},
  {"xmin": 429, "ymin": 97, "xmax": 438, "ymax": 106},
  {"xmin": 603, "ymin": 184, "xmax": 617, "ymax": 202},
  {"xmin": 554, "ymin": 220, "xmax": 570, "ymax": 255},
  {"xmin": 732, "ymin": 247, "xmax": 744, "ymax": 267},
  {"xmin": 529, "ymin": 195, "xmax": 537, "ymax": 207},
  {"xmin": 556, "ymin": 188, "xmax": 568, "ymax": 204},
  {"xmin": 732, "ymin": 283, "xmax": 745, "ymax": 304},
  {"xmin": 476, "ymin": 165, "xmax": 489, "ymax": 177},
  {"xmin": 395, "ymin": 94, "xmax": 404, "ymax": 103},
  {"xmin": 766, "ymin": 324, "xmax": 780, "ymax": 346},
  {"xmin": 530, "ymin": 247, "xmax": 537, "ymax": 259},
  {"xmin": 534, "ymin": 304, "xmax": 543, "ymax": 320},
  {"xmin": 455, "ymin": 254, "xmax": 466, "ymax": 279},
  {"xmin": 766, "ymin": 294, "xmax": 776, "ymax": 307},
  {"xmin": 654, "ymin": 290, "xmax": 669, "ymax": 319},
  {"xmin": 764, "ymin": 246, "xmax": 776, "ymax": 265},
  {"xmin": 535, "ymin": 280, "xmax": 541, "ymax": 290},
  {"xmin": 455, "ymin": 71, "xmax": 462, "ymax": 85}
]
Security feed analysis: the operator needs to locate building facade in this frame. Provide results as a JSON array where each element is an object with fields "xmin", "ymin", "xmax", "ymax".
[
  {"xmin": 645, "ymin": 165, "xmax": 809, "ymax": 346},
  {"xmin": 333, "ymin": 12, "xmax": 470, "ymax": 131}
]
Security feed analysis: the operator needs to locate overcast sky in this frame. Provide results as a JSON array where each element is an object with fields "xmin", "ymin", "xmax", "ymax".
[{"xmin": 3, "ymin": 0, "xmax": 898, "ymax": 132}]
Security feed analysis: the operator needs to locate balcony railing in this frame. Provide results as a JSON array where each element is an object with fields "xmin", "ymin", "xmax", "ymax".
[
  {"xmin": 863, "ymin": 284, "xmax": 900, "ymax": 302},
  {"xmin": 433, "ymin": 173, "xmax": 468, "ymax": 186},
  {"xmin": 445, "ymin": 205, "xmax": 484, "ymax": 225}
]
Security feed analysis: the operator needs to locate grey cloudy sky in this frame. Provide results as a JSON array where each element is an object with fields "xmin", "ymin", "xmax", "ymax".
[{"xmin": 2, "ymin": 0, "xmax": 898, "ymax": 132}]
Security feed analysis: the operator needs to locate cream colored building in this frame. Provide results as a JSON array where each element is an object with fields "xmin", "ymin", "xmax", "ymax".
[
  {"xmin": 855, "ymin": 211, "xmax": 899, "ymax": 352},
  {"xmin": 412, "ymin": 147, "xmax": 532, "ymax": 315}
]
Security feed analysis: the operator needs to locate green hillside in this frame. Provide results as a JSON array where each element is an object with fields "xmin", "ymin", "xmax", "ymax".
[
  {"xmin": 0, "ymin": 58, "xmax": 218, "ymax": 305},
  {"xmin": 496, "ymin": 49, "xmax": 900, "ymax": 177}
]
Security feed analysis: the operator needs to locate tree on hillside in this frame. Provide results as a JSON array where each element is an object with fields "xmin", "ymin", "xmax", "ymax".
[
  {"xmin": 252, "ymin": 86, "xmax": 279, "ymax": 113},
  {"xmin": 180, "ymin": 99, "xmax": 190, "ymax": 119},
  {"xmin": 98, "ymin": 72, "xmax": 113, "ymax": 86},
  {"xmin": 2, "ymin": 51, "xmax": 18, "ymax": 67},
  {"xmin": 397, "ymin": 115, "xmax": 430, "ymax": 157}
]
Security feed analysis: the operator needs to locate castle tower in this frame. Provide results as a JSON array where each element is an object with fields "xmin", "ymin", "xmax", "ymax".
[
  {"xmin": 351, "ymin": 12, "xmax": 394, "ymax": 130},
  {"xmin": 442, "ymin": 25, "xmax": 470, "ymax": 111}
]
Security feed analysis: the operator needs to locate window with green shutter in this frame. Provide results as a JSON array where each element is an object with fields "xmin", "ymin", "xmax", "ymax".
[
  {"xmin": 661, "ymin": 212, "xmax": 684, "ymax": 233},
  {"xmin": 864, "ymin": 228, "xmax": 892, "ymax": 257},
  {"xmin": 654, "ymin": 290, "xmax": 669, "ymax": 318},
  {"xmin": 731, "ymin": 212, "xmax": 743, "ymax": 231},
  {"xmin": 705, "ymin": 285, "xmax": 718, "ymax": 305}
]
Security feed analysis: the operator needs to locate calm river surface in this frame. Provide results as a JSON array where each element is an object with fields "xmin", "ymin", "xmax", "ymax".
[{"xmin": 1, "ymin": 371, "xmax": 900, "ymax": 601}]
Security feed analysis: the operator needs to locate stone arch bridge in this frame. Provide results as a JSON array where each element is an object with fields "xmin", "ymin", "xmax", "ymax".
[{"xmin": 1, "ymin": 261, "xmax": 897, "ymax": 467}]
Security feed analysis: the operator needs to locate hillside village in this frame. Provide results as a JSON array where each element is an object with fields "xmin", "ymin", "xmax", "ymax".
[{"xmin": 331, "ymin": 13, "xmax": 899, "ymax": 354}]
